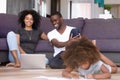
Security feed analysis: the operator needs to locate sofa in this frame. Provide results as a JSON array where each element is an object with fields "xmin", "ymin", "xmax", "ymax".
[{"xmin": 0, "ymin": 13, "xmax": 120, "ymax": 65}]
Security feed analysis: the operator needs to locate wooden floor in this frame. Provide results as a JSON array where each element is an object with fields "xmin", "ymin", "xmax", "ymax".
[{"xmin": 0, "ymin": 67, "xmax": 120, "ymax": 80}]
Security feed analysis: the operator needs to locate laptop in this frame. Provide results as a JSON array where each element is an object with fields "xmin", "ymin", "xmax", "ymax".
[{"xmin": 20, "ymin": 54, "xmax": 46, "ymax": 69}]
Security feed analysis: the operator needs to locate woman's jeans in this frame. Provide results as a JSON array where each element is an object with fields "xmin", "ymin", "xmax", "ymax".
[
  {"xmin": 7, "ymin": 31, "xmax": 48, "ymax": 64},
  {"xmin": 7, "ymin": 31, "xmax": 21, "ymax": 62}
]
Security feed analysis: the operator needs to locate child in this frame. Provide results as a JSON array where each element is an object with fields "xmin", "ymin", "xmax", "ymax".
[{"xmin": 62, "ymin": 36, "xmax": 117, "ymax": 79}]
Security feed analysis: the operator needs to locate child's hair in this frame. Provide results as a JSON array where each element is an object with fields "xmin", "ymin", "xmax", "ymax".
[{"xmin": 62, "ymin": 36, "xmax": 100, "ymax": 69}]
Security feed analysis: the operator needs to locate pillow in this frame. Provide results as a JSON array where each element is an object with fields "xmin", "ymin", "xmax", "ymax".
[
  {"xmin": 0, "ymin": 38, "xmax": 8, "ymax": 50},
  {"xmin": 0, "ymin": 14, "xmax": 20, "ymax": 38},
  {"xmin": 64, "ymin": 17, "xmax": 84, "ymax": 33},
  {"xmin": 82, "ymin": 18, "xmax": 120, "ymax": 39},
  {"xmin": 39, "ymin": 17, "xmax": 54, "ymax": 34}
]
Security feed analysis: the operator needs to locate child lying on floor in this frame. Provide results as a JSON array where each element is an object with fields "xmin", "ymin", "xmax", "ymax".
[{"xmin": 62, "ymin": 36, "xmax": 117, "ymax": 79}]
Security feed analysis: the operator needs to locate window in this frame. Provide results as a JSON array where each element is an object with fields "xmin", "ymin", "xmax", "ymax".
[
  {"xmin": 71, "ymin": 3, "xmax": 91, "ymax": 19},
  {"xmin": 34, "ymin": 0, "xmax": 46, "ymax": 17}
]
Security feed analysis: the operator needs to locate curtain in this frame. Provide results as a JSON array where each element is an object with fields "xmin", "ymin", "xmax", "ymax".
[{"xmin": 7, "ymin": 0, "xmax": 33, "ymax": 15}]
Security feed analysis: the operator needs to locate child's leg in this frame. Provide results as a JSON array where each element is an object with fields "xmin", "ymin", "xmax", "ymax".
[
  {"xmin": 103, "ymin": 62, "xmax": 117, "ymax": 73},
  {"xmin": 111, "ymin": 65, "xmax": 118, "ymax": 73},
  {"xmin": 100, "ymin": 53, "xmax": 117, "ymax": 73},
  {"xmin": 7, "ymin": 31, "xmax": 21, "ymax": 67},
  {"xmin": 92, "ymin": 40, "xmax": 117, "ymax": 73}
]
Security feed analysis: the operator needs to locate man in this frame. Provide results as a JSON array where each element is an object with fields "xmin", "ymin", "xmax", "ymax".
[
  {"xmin": 47, "ymin": 12, "xmax": 79, "ymax": 68},
  {"xmin": 47, "ymin": 12, "xmax": 117, "ymax": 71}
]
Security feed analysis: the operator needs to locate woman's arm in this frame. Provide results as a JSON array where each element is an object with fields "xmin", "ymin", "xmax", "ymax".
[
  {"xmin": 16, "ymin": 34, "xmax": 26, "ymax": 54},
  {"xmin": 41, "ymin": 32, "xmax": 48, "ymax": 40}
]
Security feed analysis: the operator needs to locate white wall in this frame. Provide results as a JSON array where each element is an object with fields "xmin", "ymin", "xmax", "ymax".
[
  {"xmin": 61, "ymin": 0, "xmax": 69, "ymax": 19},
  {"xmin": 2, "ymin": 0, "xmax": 119, "ymax": 18},
  {"xmin": 0, "ymin": 0, "xmax": 6, "ymax": 13},
  {"xmin": 60, "ymin": 0, "xmax": 103, "ymax": 19},
  {"xmin": 71, "ymin": 3, "xmax": 91, "ymax": 19},
  {"xmin": 46, "ymin": 0, "xmax": 51, "ymax": 15},
  {"xmin": 105, "ymin": 0, "xmax": 120, "ymax": 4},
  {"xmin": 104, "ymin": 0, "xmax": 120, "ymax": 18},
  {"xmin": 111, "ymin": 5, "xmax": 118, "ymax": 18},
  {"xmin": 91, "ymin": 0, "xmax": 103, "ymax": 18}
]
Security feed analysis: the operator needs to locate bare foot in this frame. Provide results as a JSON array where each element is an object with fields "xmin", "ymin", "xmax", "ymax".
[
  {"xmin": 6, "ymin": 63, "xmax": 15, "ymax": 67},
  {"xmin": 6, "ymin": 62, "xmax": 20, "ymax": 68},
  {"xmin": 14, "ymin": 63, "xmax": 20, "ymax": 68},
  {"xmin": 92, "ymin": 40, "xmax": 96, "ymax": 46},
  {"xmin": 15, "ymin": 60, "xmax": 21, "ymax": 68}
]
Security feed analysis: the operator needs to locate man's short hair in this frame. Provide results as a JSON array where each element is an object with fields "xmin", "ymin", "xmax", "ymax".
[{"xmin": 51, "ymin": 12, "xmax": 62, "ymax": 17}]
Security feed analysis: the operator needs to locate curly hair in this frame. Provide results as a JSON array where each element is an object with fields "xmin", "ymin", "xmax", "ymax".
[
  {"xmin": 18, "ymin": 9, "xmax": 41, "ymax": 29},
  {"xmin": 62, "ymin": 36, "xmax": 100, "ymax": 69}
]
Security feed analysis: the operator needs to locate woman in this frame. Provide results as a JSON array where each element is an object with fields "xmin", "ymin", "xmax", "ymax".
[{"xmin": 6, "ymin": 9, "xmax": 48, "ymax": 68}]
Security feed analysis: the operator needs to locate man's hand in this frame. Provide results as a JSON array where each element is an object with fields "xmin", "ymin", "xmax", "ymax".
[{"xmin": 69, "ymin": 33, "xmax": 81, "ymax": 42}]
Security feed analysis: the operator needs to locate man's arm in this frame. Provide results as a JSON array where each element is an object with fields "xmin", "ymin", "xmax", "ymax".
[
  {"xmin": 51, "ymin": 39, "xmax": 68, "ymax": 48},
  {"xmin": 51, "ymin": 34, "xmax": 81, "ymax": 48}
]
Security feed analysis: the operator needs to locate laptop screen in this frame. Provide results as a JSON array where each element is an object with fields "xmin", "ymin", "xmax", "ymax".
[{"xmin": 20, "ymin": 54, "xmax": 46, "ymax": 69}]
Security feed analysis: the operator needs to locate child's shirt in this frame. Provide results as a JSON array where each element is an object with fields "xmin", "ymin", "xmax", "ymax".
[{"xmin": 77, "ymin": 60, "xmax": 111, "ymax": 77}]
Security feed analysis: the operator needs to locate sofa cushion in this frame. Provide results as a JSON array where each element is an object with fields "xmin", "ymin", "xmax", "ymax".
[
  {"xmin": 0, "ymin": 14, "xmax": 19, "ymax": 38},
  {"xmin": 82, "ymin": 18, "xmax": 120, "ymax": 52},
  {"xmin": 39, "ymin": 17, "xmax": 84, "ymax": 34},
  {"xmin": 82, "ymin": 18, "xmax": 120, "ymax": 39},
  {"xmin": 64, "ymin": 17, "xmax": 84, "ymax": 33},
  {"xmin": 96, "ymin": 39, "xmax": 120, "ymax": 52},
  {"xmin": 39, "ymin": 17, "xmax": 54, "ymax": 34},
  {"xmin": 35, "ymin": 40, "xmax": 54, "ymax": 52},
  {"xmin": 0, "ymin": 38, "xmax": 8, "ymax": 50}
]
